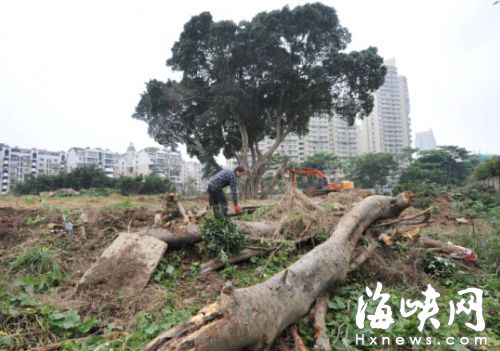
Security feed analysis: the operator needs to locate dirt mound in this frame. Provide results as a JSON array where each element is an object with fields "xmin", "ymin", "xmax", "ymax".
[
  {"xmin": 93, "ymin": 208, "xmax": 154, "ymax": 232},
  {"xmin": 432, "ymin": 193, "xmax": 459, "ymax": 225}
]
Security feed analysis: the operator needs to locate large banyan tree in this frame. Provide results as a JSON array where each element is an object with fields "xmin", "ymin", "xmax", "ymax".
[{"xmin": 133, "ymin": 3, "xmax": 386, "ymax": 197}]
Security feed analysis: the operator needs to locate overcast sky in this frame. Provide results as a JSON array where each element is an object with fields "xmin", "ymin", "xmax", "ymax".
[{"xmin": 1, "ymin": 0, "xmax": 499, "ymax": 159}]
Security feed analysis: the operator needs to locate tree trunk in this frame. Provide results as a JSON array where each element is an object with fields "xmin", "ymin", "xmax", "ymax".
[
  {"xmin": 142, "ymin": 221, "xmax": 279, "ymax": 248},
  {"xmin": 142, "ymin": 192, "xmax": 412, "ymax": 351},
  {"xmin": 242, "ymin": 167, "xmax": 266, "ymax": 199},
  {"xmin": 260, "ymin": 161, "xmax": 291, "ymax": 198}
]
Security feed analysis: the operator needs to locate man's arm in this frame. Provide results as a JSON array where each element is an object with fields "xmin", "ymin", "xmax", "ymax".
[{"xmin": 230, "ymin": 173, "xmax": 238, "ymax": 205}]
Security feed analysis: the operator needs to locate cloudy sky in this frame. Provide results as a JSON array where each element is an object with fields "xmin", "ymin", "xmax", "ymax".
[{"xmin": 1, "ymin": 0, "xmax": 499, "ymax": 158}]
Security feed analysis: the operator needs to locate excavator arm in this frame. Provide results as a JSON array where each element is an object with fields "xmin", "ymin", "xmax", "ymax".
[{"xmin": 289, "ymin": 167, "xmax": 328, "ymax": 187}]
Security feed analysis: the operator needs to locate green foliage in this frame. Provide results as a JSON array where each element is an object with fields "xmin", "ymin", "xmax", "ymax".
[
  {"xmin": 14, "ymin": 165, "xmax": 110, "ymax": 194},
  {"xmin": 346, "ymin": 152, "xmax": 398, "ymax": 188},
  {"xmin": 17, "ymin": 274, "xmax": 62, "ymax": 293},
  {"xmin": 473, "ymin": 155, "xmax": 500, "ymax": 180},
  {"xmin": 153, "ymin": 251, "xmax": 186, "ymax": 289},
  {"xmin": 116, "ymin": 174, "xmax": 176, "ymax": 195},
  {"xmin": 424, "ymin": 255, "xmax": 458, "ymax": 279},
  {"xmin": 301, "ymin": 151, "xmax": 340, "ymax": 172},
  {"xmin": 8, "ymin": 246, "xmax": 63, "ymax": 277},
  {"xmin": 133, "ymin": 3, "xmax": 386, "ymax": 187},
  {"xmin": 13, "ymin": 165, "xmax": 176, "ymax": 196},
  {"xmin": 153, "ymin": 259, "xmax": 177, "ymax": 289},
  {"xmin": 25, "ymin": 214, "xmax": 46, "ymax": 226},
  {"xmin": 41, "ymin": 308, "xmax": 100, "ymax": 336},
  {"xmin": 79, "ymin": 187, "xmax": 115, "ymax": 197},
  {"xmin": 200, "ymin": 216, "xmax": 246, "ymax": 261},
  {"xmin": 141, "ymin": 174, "xmax": 176, "ymax": 195},
  {"xmin": 400, "ymin": 146, "xmax": 474, "ymax": 186},
  {"xmin": 116, "ymin": 175, "xmax": 143, "ymax": 195}
]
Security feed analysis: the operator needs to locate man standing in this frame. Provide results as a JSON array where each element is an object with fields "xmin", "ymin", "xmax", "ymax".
[{"xmin": 207, "ymin": 166, "xmax": 245, "ymax": 218}]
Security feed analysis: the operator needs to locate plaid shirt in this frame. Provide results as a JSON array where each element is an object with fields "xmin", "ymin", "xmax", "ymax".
[{"xmin": 208, "ymin": 169, "xmax": 238, "ymax": 205}]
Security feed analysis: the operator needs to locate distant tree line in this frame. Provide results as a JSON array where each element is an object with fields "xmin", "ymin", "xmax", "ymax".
[
  {"xmin": 261, "ymin": 146, "xmax": 497, "ymax": 195},
  {"xmin": 473, "ymin": 156, "xmax": 500, "ymax": 180},
  {"xmin": 13, "ymin": 165, "xmax": 176, "ymax": 196}
]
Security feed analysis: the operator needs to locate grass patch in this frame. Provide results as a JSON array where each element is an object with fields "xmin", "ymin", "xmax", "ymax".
[{"xmin": 8, "ymin": 246, "xmax": 63, "ymax": 277}]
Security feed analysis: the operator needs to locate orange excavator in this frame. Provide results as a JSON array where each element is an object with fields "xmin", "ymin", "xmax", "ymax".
[{"xmin": 289, "ymin": 167, "xmax": 354, "ymax": 195}]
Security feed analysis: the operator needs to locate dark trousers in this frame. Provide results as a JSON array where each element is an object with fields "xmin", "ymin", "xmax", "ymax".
[{"xmin": 208, "ymin": 186, "xmax": 228, "ymax": 219}]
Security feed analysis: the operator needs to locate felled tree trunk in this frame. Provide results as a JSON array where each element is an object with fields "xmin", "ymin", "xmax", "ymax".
[
  {"xmin": 142, "ymin": 221, "xmax": 279, "ymax": 249},
  {"xmin": 142, "ymin": 193, "xmax": 412, "ymax": 351}
]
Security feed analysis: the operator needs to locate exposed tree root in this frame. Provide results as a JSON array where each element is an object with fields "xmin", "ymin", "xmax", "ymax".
[
  {"xmin": 311, "ymin": 292, "xmax": 330, "ymax": 351},
  {"xmin": 290, "ymin": 325, "xmax": 308, "ymax": 351}
]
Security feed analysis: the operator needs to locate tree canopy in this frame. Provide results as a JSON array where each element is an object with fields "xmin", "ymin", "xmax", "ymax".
[
  {"xmin": 473, "ymin": 155, "xmax": 500, "ymax": 180},
  {"xmin": 399, "ymin": 146, "xmax": 474, "ymax": 186},
  {"xmin": 300, "ymin": 151, "xmax": 340, "ymax": 172},
  {"xmin": 14, "ymin": 166, "xmax": 176, "ymax": 196},
  {"xmin": 133, "ymin": 3, "xmax": 386, "ymax": 197},
  {"xmin": 346, "ymin": 153, "xmax": 397, "ymax": 188}
]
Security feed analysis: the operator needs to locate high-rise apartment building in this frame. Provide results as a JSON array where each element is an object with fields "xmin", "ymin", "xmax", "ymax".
[
  {"xmin": 258, "ymin": 115, "xmax": 358, "ymax": 163},
  {"xmin": 357, "ymin": 59, "xmax": 411, "ymax": 154},
  {"xmin": 329, "ymin": 117, "xmax": 359, "ymax": 162},
  {"xmin": 0, "ymin": 143, "xmax": 66, "ymax": 194},
  {"xmin": 415, "ymin": 129, "xmax": 437, "ymax": 150}
]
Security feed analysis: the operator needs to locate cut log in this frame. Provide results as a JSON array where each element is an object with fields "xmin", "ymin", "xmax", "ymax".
[
  {"xmin": 177, "ymin": 202, "xmax": 190, "ymax": 223},
  {"xmin": 144, "ymin": 224, "xmax": 202, "ymax": 249},
  {"xmin": 77, "ymin": 233, "xmax": 167, "ymax": 295},
  {"xmin": 142, "ymin": 192, "xmax": 412, "ymax": 351},
  {"xmin": 142, "ymin": 221, "xmax": 279, "ymax": 249},
  {"xmin": 418, "ymin": 237, "xmax": 477, "ymax": 262}
]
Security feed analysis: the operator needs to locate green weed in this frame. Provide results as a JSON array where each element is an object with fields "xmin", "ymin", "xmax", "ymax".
[
  {"xmin": 8, "ymin": 246, "xmax": 63, "ymax": 277},
  {"xmin": 25, "ymin": 214, "xmax": 46, "ymax": 226}
]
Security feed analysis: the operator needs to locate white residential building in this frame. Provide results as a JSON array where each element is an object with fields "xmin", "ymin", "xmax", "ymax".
[
  {"xmin": 357, "ymin": 58, "xmax": 411, "ymax": 154},
  {"xmin": 184, "ymin": 161, "xmax": 207, "ymax": 192},
  {"xmin": 66, "ymin": 147, "xmax": 119, "ymax": 177},
  {"xmin": 415, "ymin": 129, "xmax": 437, "ymax": 150},
  {"xmin": 135, "ymin": 147, "xmax": 184, "ymax": 186},
  {"xmin": 0, "ymin": 143, "xmax": 66, "ymax": 194},
  {"xmin": 115, "ymin": 142, "xmax": 137, "ymax": 177}
]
